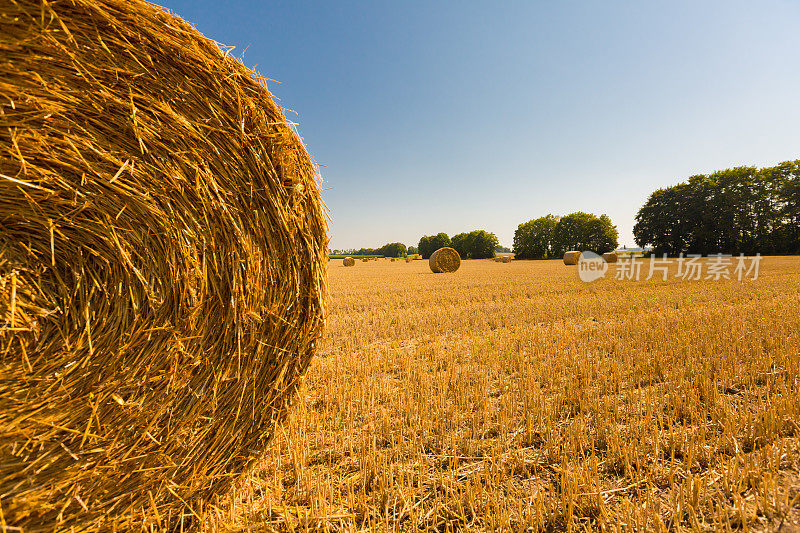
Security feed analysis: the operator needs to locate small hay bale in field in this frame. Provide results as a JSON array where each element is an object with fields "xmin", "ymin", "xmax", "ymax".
[
  {"xmin": 563, "ymin": 251, "xmax": 582, "ymax": 265},
  {"xmin": 0, "ymin": 0, "xmax": 327, "ymax": 530},
  {"xmin": 429, "ymin": 247, "xmax": 461, "ymax": 273},
  {"xmin": 390, "ymin": 258, "xmax": 396, "ymax": 262},
  {"xmin": 494, "ymin": 257, "xmax": 503, "ymax": 262},
  {"xmin": 502, "ymin": 256, "xmax": 513, "ymax": 263},
  {"xmin": 602, "ymin": 252, "xmax": 618, "ymax": 263},
  {"xmin": 344, "ymin": 257, "xmax": 356, "ymax": 266},
  {"xmin": 362, "ymin": 257, "xmax": 369, "ymax": 262},
  {"xmin": 405, "ymin": 257, "xmax": 412, "ymax": 263}
]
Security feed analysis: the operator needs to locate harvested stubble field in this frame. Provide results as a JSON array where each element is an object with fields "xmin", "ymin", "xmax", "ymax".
[{"xmin": 213, "ymin": 257, "xmax": 800, "ymax": 532}]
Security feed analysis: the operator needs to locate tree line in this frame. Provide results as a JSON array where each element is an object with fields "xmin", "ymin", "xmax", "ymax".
[
  {"xmin": 332, "ymin": 242, "xmax": 408, "ymax": 258},
  {"xmin": 634, "ymin": 160, "xmax": 800, "ymax": 255},
  {"xmin": 512, "ymin": 212, "xmax": 619, "ymax": 259},
  {"xmin": 418, "ymin": 230, "xmax": 499, "ymax": 259},
  {"xmin": 333, "ymin": 215, "xmax": 619, "ymax": 261}
]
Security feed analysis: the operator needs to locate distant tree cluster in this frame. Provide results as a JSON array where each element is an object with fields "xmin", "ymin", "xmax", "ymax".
[
  {"xmin": 417, "ymin": 233, "xmax": 451, "ymax": 259},
  {"xmin": 334, "ymin": 242, "xmax": 407, "ymax": 257},
  {"xmin": 634, "ymin": 161, "xmax": 800, "ymax": 255},
  {"xmin": 513, "ymin": 212, "xmax": 618, "ymax": 259},
  {"xmin": 378, "ymin": 242, "xmax": 407, "ymax": 258},
  {"xmin": 451, "ymin": 230, "xmax": 498, "ymax": 259},
  {"xmin": 417, "ymin": 231, "xmax": 498, "ymax": 259}
]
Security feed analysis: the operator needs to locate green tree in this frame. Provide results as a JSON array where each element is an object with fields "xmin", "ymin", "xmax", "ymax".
[
  {"xmin": 783, "ymin": 164, "xmax": 800, "ymax": 252},
  {"xmin": 418, "ymin": 232, "xmax": 451, "ymax": 259},
  {"xmin": 513, "ymin": 215, "xmax": 559, "ymax": 259},
  {"xmin": 451, "ymin": 230, "xmax": 497, "ymax": 259},
  {"xmin": 450, "ymin": 233, "xmax": 470, "ymax": 259},
  {"xmin": 552, "ymin": 212, "xmax": 618, "ymax": 256},
  {"xmin": 472, "ymin": 230, "xmax": 499, "ymax": 259},
  {"xmin": 378, "ymin": 242, "xmax": 407, "ymax": 257},
  {"xmin": 634, "ymin": 161, "xmax": 800, "ymax": 255}
]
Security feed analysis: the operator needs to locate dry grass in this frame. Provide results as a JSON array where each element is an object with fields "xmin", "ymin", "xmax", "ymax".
[{"xmin": 211, "ymin": 257, "xmax": 800, "ymax": 531}]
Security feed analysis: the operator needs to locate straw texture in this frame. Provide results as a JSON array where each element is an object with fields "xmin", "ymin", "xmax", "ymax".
[
  {"xmin": 602, "ymin": 252, "xmax": 618, "ymax": 263},
  {"xmin": 0, "ymin": 0, "xmax": 327, "ymax": 530},
  {"xmin": 343, "ymin": 257, "xmax": 355, "ymax": 266},
  {"xmin": 429, "ymin": 248, "xmax": 461, "ymax": 273},
  {"xmin": 563, "ymin": 251, "xmax": 582, "ymax": 265}
]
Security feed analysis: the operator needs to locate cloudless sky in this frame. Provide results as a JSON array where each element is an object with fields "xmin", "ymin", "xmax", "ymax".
[{"xmin": 159, "ymin": 0, "xmax": 800, "ymax": 250}]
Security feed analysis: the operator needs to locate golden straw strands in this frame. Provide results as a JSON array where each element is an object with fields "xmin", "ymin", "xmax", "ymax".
[{"xmin": 0, "ymin": 0, "xmax": 327, "ymax": 529}]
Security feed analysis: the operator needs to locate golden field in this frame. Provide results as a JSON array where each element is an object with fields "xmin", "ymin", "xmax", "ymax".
[{"xmin": 213, "ymin": 257, "xmax": 800, "ymax": 532}]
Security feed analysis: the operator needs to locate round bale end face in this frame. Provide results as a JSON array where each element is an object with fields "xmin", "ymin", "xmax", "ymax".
[
  {"xmin": 563, "ymin": 251, "xmax": 582, "ymax": 265},
  {"xmin": 602, "ymin": 252, "xmax": 618, "ymax": 263},
  {"xmin": 429, "ymin": 247, "xmax": 461, "ymax": 273},
  {"xmin": 0, "ymin": 0, "xmax": 327, "ymax": 529},
  {"xmin": 343, "ymin": 257, "xmax": 356, "ymax": 266}
]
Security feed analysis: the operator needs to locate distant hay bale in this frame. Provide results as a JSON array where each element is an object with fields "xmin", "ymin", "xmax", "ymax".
[
  {"xmin": 563, "ymin": 251, "xmax": 582, "ymax": 265},
  {"xmin": 429, "ymin": 247, "xmax": 461, "ymax": 273},
  {"xmin": 0, "ymin": 0, "xmax": 327, "ymax": 530},
  {"xmin": 390, "ymin": 258, "xmax": 396, "ymax": 262},
  {"xmin": 502, "ymin": 256, "xmax": 512, "ymax": 263},
  {"xmin": 602, "ymin": 252, "xmax": 618, "ymax": 263},
  {"xmin": 494, "ymin": 257, "xmax": 503, "ymax": 262},
  {"xmin": 344, "ymin": 257, "xmax": 356, "ymax": 266},
  {"xmin": 362, "ymin": 257, "xmax": 369, "ymax": 262},
  {"xmin": 405, "ymin": 257, "xmax": 412, "ymax": 263}
]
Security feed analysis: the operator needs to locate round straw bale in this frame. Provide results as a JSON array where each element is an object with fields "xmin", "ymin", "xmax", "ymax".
[
  {"xmin": 494, "ymin": 257, "xmax": 503, "ymax": 262},
  {"xmin": 502, "ymin": 255, "xmax": 513, "ymax": 263},
  {"xmin": 602, "ymin": 252, "xmax": 618, "ymax": 263},
  {"xmin": 429, "ymin": 247, "xmax": 461, "ymax": 273},
  {"xmin": 0, "ymin": 1, "xmax": 327, "ymax": 529},
  {"xmin": 563, "ymin": 251, "xmax": 582, "ymax": 265},
  {"xmin": 343, "ymin": 257, "xmax": 356, "ymax": 266}
]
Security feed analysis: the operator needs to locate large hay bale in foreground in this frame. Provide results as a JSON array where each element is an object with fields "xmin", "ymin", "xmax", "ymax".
[
  {"xmin": 602, "ymin": 252, "xmax": 618, "ymax": 263},
  {"xmin": 0, "ymin": 0, "xmax": 327, "ymax": 529},
  {"xmin": 344, "ymin": 257, "xmax": 356, "ymax": 266},
  {"xmin": 429, "ymin": 247, "xmax": 461, "ymax": 273},
  {"xmin": 564, "ymin": 251, "xmax": 582, "ymax": 265}
]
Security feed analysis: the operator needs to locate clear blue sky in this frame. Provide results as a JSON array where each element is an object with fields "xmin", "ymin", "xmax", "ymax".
[{"xmin": 159, "ymin": 0, "xmax": 800, "ymax": 250}]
